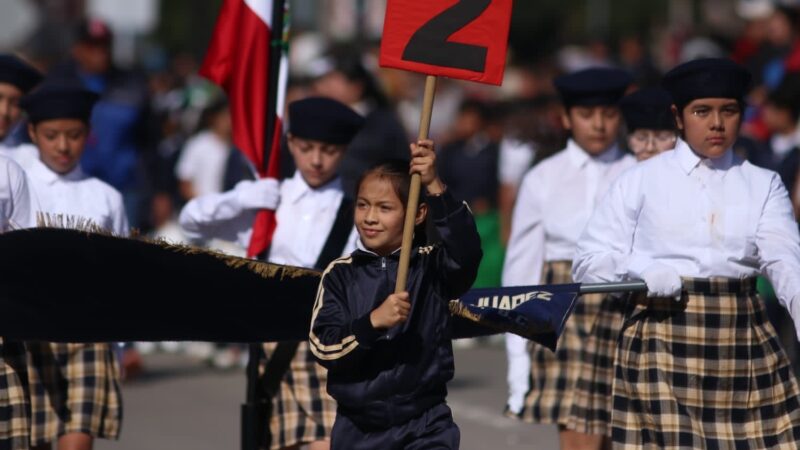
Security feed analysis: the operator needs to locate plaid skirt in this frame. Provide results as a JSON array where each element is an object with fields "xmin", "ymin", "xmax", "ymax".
[
  {"xmin": 521, "ymin": 260, "xmax": 604, "ymax": 425},
  {"xmin": 612, "ymin": 277, "xmax": 800, "ymax": 449},
  {"xmin": 263, "ymin": 341, "xmax": 335, "ymax": 450},
  {"xmin": 26, "ymin": 343, "xmax": 121, "ymax": 445},
  {"xmin": 0, "ymin": 340, "xmax": 30, "ymax": 450},
  {"xmin": 565, "ymin": 293, "xmax": 626, "ymax": 435}
]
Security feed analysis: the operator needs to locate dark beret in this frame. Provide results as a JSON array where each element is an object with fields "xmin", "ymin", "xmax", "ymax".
[
  {"xmin": 0, "ymin": 54, "xmax": 42, "ymax": 93},
  {"xmin": 662, "ymin": 58, "xmax": 752, "ymax": 109},
  {"xmin": 288, "ymin": 97, "xmax": 365, "ymax": 145},
  {"xmin": 554, "ymin": 67, "xmax": 633, "ymax": 108},
  {"xmin": 75, "ymin": 18, "xmax": 113, "ymax": 45},
  {"xmin": 20, "ymin": 81, "xmax": 99, "ymax": 124},
  {"xmin": 620, "ymin": 88, "xmax": 676, "ymax": 132}
]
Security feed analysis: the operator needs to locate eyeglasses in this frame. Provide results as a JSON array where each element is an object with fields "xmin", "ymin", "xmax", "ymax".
[{"xmin": 629, "ymin": 130, "xmax": 677, "ymax": 146}]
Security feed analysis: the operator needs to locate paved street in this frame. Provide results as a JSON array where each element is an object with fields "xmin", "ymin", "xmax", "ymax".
[{"xmin": 97, "ymin": 343, "xmax": 558, "ymax": 450}]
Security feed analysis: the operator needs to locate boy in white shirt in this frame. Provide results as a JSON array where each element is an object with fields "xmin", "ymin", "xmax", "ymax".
[
  {"xmin": 180, "ymin": 96, "xmax": 364, "ymax": 450},
  {"xmin": 20, "ymin": 80, "xmax": 127, "ymax": 450},
  {"xmin": 503, "ymin": 67, "xmax": 634, "ymax": 450}
]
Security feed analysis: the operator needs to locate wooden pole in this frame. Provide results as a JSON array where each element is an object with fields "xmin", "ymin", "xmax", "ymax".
[{"xmin": 395, "ymin": 75, "xmax": 437, "ymax": 293}]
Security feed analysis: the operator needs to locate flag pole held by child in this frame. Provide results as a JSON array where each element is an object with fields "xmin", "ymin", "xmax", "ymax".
[{"xmin": 395, "ymin": 75, "xmax": 437, "ymax": 293}]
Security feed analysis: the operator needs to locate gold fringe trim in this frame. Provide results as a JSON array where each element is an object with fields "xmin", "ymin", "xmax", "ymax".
[
  {"xmin": 448, "ymin": 300, "xmax": 481, "ymax": 323},
  {"xmin": 35, "ymin": 212, "xmax": 318, "ymax": 281},
  {"xmin": 36, "ymin": 212, "xmax": 110, "ymax": 235},
  {"xmin": 154, "ymin": 239, "xmax": 319, "ymax": 281}
]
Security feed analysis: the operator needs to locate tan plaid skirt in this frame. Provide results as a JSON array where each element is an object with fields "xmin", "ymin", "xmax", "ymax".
[
  {"xmin": 611, "ymin": 277, "xmax": 800, "ymax": 449},
  {"xmin": 566, "ymin": 293, "xmax": 627, "ymax": 435},
  {"xmin": 263, "ymin": 341, "xmax": 335, "ymax": 450},
  {"xmin": 521, "ymin": 260, "xmax": 604, "ymax": 425},
  {"xmin": 0, "ymin": 340, "xmax": 30, "ymax": 450},
  {"xmin": 26, "ymin": 343, "xmax": 121, "ymax": 445}
]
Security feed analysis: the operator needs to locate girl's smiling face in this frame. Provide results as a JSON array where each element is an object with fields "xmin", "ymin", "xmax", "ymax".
[{"xmin": 355, "ymin": 174, "xmax": 426, "ymax": 256}]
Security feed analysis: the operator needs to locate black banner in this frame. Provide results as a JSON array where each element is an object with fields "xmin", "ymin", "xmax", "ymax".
[{"xmin": 0, "ymin": 229, "xmax": 575, "ymax": 348}]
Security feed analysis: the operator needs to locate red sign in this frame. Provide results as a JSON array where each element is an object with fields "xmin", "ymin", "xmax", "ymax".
[{"xmin": 380, "ymin": 0, "xmax": 513, "ymax": 86}]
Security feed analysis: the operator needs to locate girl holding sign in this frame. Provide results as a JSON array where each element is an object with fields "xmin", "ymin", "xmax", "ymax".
[
  {"xmin": 309, "ymin": 140, "xmax": 482, "ymax": 450},
  {"xmin": 573, "ymin": 58, "xmax": 800, "ymax": 448},
  {"xmin": 503, "ymin": 67, "xmax": 634, "ymax": 449}
]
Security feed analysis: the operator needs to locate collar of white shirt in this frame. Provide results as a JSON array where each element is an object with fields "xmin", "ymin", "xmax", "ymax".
[
  {"xmin": 674, "ymin": 138, "xmax": 735, "ymax": 175},
  {"xmin": 284, "ymin": 171, "xmax": 343, "ymax": 204},
  {"xmin": 28, "ymin": 157, "xmax": 86, "ymax": 185},
  {"xmin": 565, "ymin": 139, "xmax": 622, "ymax": 168}
]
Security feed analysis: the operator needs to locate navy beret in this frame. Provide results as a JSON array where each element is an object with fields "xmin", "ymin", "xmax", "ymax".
[
  {"xmin": 620, "ymin": 88, "xmax": 677, "ymax": 132},
  {"xmin": 20, "ymin": 81, "xmax": 99, "ymax": 124},
  {"xmin": 662, "ymin": 58, "xmax": 752, "ymax": 109},
  {"xmin": 554, "ymin": 68, "xmax": 633, "ymax": 108},
  {"xmin": 288, "ymin": 97, "xmax": 365, "ymax": 145},
  {"xmin": 0, "ymin": 54, "xmax": 42, "ymax": 94},
  {"xmin": 75, "ymin": 18, "xmax": 113, "ymax": 45}
]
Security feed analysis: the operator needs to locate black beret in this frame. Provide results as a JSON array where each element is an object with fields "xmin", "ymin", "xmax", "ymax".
[
  {"xmin": 554, "ymin": 67, "xmax": 633, "ymax": 108},
  {"xmin": 75, "ymin": 18, "xmax": 113, "ymax": 45},
  {"xmin": 288, "ymin": 97, "xmax": 365, "ymax": 145},
  {"xmin": 20, "ymin": 81, "xmax": 99, "ymax": 124},
  {"xmin": 0, "ymin": 54, "xmax": 42, "ymax": 93},
  {"xmin": 620, "ymin": 88, "xmax": 677, "ymax": 132},
  {"xmin": 662, "ymin": 58, "xmax": 752, "ymax": 109}
]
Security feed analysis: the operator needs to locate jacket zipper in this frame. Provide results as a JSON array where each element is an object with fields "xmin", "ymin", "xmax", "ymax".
[{"xmin": 381, "ymin": 257, "xmax": 387, "ymax": 270}]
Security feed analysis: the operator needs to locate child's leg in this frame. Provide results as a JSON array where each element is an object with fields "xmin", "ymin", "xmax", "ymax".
[{"xmin": 57, "ymin": 432, "xmax": 92, "ymax": 450}]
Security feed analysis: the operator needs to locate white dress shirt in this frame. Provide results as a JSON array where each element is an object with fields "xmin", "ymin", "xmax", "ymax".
[
  {"xmin": 25, "ymin": 158, "xmax": 129, "ymax": 236},
  {"xmin": 179, "ymin": 171, "xmax": 357, "ymax": 267},
  {"xmin": 503, "ymin": 139, "xmax": 636, "ymax": 287},
  {"xmin": 573, "ymin": 138, "xmax": 800, "ymax": 340},
  {"xmin": 0, "ymin": 142, "xmax": 40, "ymax": 170},
  {"xmin": 502, "ymin": 139, "xmax": 634, "ymax": 413},
  {"xmin": 0, "ymin": 155, "xmax": 36, "ymax": 231},
  {"xmin": 175, "ymin": 130, "xmax": 231, "ymax": 196}
]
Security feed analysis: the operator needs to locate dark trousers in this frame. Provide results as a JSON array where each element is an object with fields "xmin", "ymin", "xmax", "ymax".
[{"xmin": 331, "ymin": 402, "xmax": 460, "ymax": 450}]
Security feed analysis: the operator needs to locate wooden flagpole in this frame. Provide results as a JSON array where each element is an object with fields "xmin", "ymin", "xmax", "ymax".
[{"xmin": 394, "ymin": 75, "xmax": 437, "ymax": 293}]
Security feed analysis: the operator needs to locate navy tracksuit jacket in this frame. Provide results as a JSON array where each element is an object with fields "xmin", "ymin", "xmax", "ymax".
[{"xmin": 310, "ymin": 189, "xmax": 481, "ymax": 448}]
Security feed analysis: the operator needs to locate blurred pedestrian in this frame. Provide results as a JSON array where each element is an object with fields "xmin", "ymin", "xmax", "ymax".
[{"xmin": 504, "ymin": 67, "xmax": 634, "ymax": 450}]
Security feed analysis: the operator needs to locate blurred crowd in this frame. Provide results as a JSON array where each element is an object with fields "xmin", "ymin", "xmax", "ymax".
[{"xmin": 6, "ymin": 1, "xmax": 800, "ymax": 369}]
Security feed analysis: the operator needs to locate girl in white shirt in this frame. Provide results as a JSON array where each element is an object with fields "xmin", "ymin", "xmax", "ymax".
[
  {"xmin": 503, "ymin": 67, "xmax": 634, "ymax": 450},
  {"xmin": 565, "ymin": 87, "xmax": 679, "ymax": 443},
  {"xmin": 20, "ymin": 81, "xmax": 126, "ymax": 450},
  {"xmin": 574, "ymin": 58, "xmax": 800, "ymax": 449}
]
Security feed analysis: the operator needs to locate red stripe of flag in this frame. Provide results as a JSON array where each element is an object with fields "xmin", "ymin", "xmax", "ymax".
[{"xmin": 199, "ymin": 0, "xmax": 286, "ymax": 257}]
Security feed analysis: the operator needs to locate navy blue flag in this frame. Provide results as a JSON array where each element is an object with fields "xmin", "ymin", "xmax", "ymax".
[{"xmin": 449, "ymin": 284, "xmax": 580, "ymax": 351}]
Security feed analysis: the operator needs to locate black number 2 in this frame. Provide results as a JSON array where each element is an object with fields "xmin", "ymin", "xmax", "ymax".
[{"xmin": 402, "ymin": 0, "xmax": 491, "ymax": 72}]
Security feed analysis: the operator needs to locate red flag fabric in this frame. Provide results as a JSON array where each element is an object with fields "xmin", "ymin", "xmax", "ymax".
[{"xmin": 200, "ymin": 0, "xmax": 287, "ymax": 257}]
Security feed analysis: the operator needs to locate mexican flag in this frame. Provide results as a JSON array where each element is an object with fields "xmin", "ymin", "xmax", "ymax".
[{"xmin": 200, "ymin": 0, "xmax": 288, "ymax": 258}]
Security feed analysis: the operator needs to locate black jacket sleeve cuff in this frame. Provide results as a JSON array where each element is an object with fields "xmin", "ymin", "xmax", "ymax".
[
  {"xmin": 425, "ymin": 188, "xmax": 464, "ymax": 221},
  {"xmin": 352, "ymin": 314, "xmax": 383, "ymax": 348}
]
